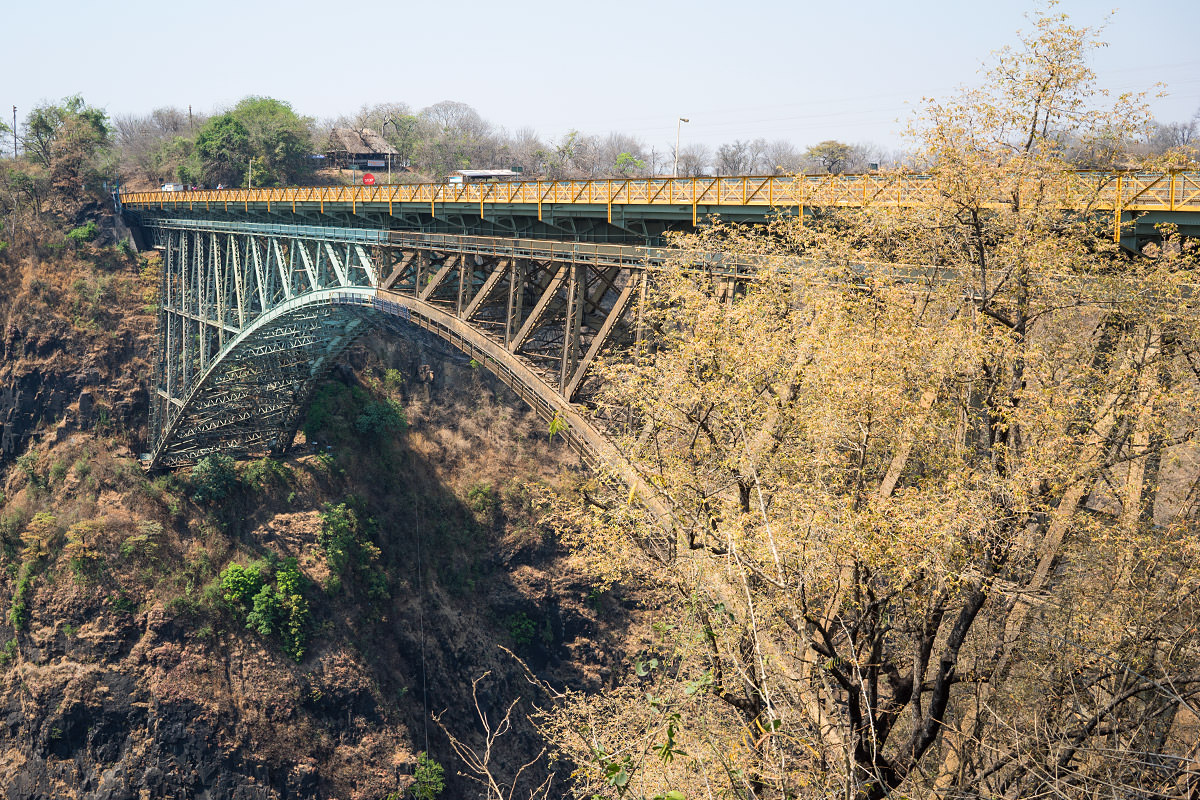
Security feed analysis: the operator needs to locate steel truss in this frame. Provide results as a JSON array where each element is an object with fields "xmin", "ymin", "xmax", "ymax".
[{"xmin": 146, "ymin": 221, "xmax": 651, "ymax": 469}]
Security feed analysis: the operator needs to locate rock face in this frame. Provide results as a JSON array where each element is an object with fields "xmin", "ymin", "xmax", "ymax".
[
  {"xmin": 0, "ymin": 368, "xmax": 147, "ymax": 461},
  {"xmin": 0, "ymin": 597, "xmax": 411, "ymax": 800},
  {"xmin": 0, "ymin": 217, "xmax": 155, "ymax": 464}
]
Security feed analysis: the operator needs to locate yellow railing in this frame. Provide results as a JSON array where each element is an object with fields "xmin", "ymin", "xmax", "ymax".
[{"xmin": 120, "ymin": 172, "xmax": 1200, "ymax": 217}]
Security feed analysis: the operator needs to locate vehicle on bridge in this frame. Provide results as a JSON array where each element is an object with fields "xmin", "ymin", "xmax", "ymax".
[{"xmin": 447, "ymin": 169, "xmax": 523, "ymax": 184}]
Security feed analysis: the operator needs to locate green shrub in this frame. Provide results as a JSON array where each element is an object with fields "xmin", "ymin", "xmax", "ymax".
[
  {"xmin": 275, "ymin": 558, "xmax": 310, "ymax": 661},
  {"xmin": 219, "ymin": 562, "xmax": 264, "ymax": 607},
  {"xmin": 317, "ymin": 499, "xmax": 389, "ymax": 602},
  {"xmin": 9, "ymin": 567, "xmax": 36, "ymax": 630},
  {"xmin": 314, "ymin": 451, "xmax": 341, "ymax": 475},
  {"xmin": 189, "ymin": 454, "xmax": 239, "ymax": 503},
  {"xmin": 302, "ymin": 382, "xmax": 349, "ymax": 439},
  {"xmin": 120, "ymin": 520, "xmax": 163, "ymax": 560},
  {"xmin": 0, "ymin": 639, "xmax": 17, "ymax": 668},
  {"xmin": 354, "ymin": 398, "xmax": 407, "ymax": 437},
  {"xmin": 221, "ymin": 558, "xmax": 310, "ymax": 660},
  {"xmin": 318, "ymin": 499, "xmax": 376, "ymax": 575},
  {"xmin": 304, "ymin": 381, "xmax": 407, "ymax": 443},
  {"xmin": 165, "ymin": 593, "xmax": 202, "ymax": 617},
  {"xmin": 15, "ymin": 451, "xmax": 44, "ymax": 491},
  {"xmin": 316, "ymin": 503, "xmax": 381, "ymax": 585},
  {"xmin": 65, "ymin": 221, "xmax": 99, "ymax": 244},
  {"xmin": 240, "ymin": 457, "xmax": 291, "ymax": 491},
  {"xmin": 67, "ymin": 550, "xmax": 105, "ymax": 582},
  {"xmin": 366, "ymin": 570, "xmax": 390, "ymax": 601},
  {"xmin": 505, "ymin": 611, "xmax": 537, "ymax": 647},
  {"xmin": 466, "ymin": 482, "xmax": 499, "ymax": 524},
  {"xmin": 382, "ymin": 368, "xmax": 404, "ymax": 393},
  {"xmin": 148, "ymin": 475, "xmax": 184, "ymax": 517},
  {"xmin": 318, "ymin": 502, "xmax": 356, "ymax": 577},
  {"xmin": 246, "ymin": 584, "xmax": 280, "ymax": 635},
  {"xmin": 412, "ymin": 752, "xmax": 445, "ymax": 800},
  {"xmin": 110, "ymin": 592, "xmax": 137, "ymax": 614}
]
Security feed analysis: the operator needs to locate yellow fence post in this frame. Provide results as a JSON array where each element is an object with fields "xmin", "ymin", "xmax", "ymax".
[{"xmin": 1113, "ymin": 174, "xmax": 1123, "ymax": 244}]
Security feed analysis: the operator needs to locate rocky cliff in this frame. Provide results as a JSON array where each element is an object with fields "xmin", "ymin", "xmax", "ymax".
[{"xmin": 0, "ymin": 211, "xmax": 639, "ymax": 799}]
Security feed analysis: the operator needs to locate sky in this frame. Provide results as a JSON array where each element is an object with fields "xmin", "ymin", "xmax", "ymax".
[{"xmin": 4, "ymin": 0, "xmax": 1198, "ymax": 155}]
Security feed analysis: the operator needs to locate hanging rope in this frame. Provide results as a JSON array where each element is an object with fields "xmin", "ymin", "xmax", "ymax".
[{"xmin": 414, "ymin": 493, "xmax": 430, "ymax": 753}]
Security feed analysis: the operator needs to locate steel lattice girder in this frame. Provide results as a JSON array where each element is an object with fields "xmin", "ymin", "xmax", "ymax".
[
  {"xmin": 144, "ymin": 222, "xmax": 648, "ymax": 469},
  {"xmin": 152, "ymin": 300, "xmax": 376, "ymax": 467},
  {"xmin": 139, "ymin": 216, "xmax": 1198, "ymax": 471}
]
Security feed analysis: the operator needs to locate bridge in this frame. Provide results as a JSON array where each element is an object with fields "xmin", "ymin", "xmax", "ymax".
[
  {"xmin": 120, "ymin": 172, "xmax": 1200, "ymax": 471},
  {"xmin": 120, "ymin": 172, "xmax": 1200, "ymax": 245}
]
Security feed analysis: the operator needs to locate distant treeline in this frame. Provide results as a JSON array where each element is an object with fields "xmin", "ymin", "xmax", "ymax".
[{"xmin": 1, "ymin": 94, "xmax": 1198, "ymax": 195}]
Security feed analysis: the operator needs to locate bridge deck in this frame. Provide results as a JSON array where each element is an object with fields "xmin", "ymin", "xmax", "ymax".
[{"xmin": 120, "ymin": 171, "xmax": 1200, "ymax": 215}]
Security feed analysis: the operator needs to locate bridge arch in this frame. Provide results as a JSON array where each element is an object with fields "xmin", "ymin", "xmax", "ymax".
[{"xmin": 143, "ymin": 221, "xmax": 634, "ymax": 475}]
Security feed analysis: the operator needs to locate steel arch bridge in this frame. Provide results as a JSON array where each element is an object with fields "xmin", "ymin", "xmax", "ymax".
[
  {"xmin": 135, "ymin": 218, "xmax": 689, "ymax": 470},
  {"xmin": 123, "ymin": 172, "xmax": 1200, "ymax": 471}
]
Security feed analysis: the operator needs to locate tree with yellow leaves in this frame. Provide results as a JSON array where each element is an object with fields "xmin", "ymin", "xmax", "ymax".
[{"xmin": 540, "ymin": 7, "xmax": 1200, "ymax": 799}]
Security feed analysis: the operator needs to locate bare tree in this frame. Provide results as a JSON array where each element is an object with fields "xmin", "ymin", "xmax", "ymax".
[
  {"xmin": 112, "ymin": 106, "xmax": 197, "ymax": 187},
  {"xmin": 432, "ymin": 672, "xmax": 554, "ymax": 800},
  {"xmin": 675, "ymin": 142, "xmax": 711, "ymax": 177},
  {"xmin": 501, "ymin": 127, "xmax": 547, "ymax": 176},
  {"xmin": 1147, "ymin": 108, "xmax": 1199, "ymax": 157},
  {"xmin": 416, "ymin": 100, "xmax": 498, "ymax": 175},
  {"xmin": 763, "ymin": 139, "xmax": 804, "ymax": 174},
  {"xmin": 346, "ymin": 101, "xmax": 414, "ymax": 136},
  {"xmin": 600, "ymin": 132, "xmax": 648, "ymax": 177},
  {"xmin": 716, "ymin": 139, "xmax": 753, "ymax": 175}
]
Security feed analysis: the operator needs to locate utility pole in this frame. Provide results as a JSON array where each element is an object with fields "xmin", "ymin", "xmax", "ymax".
[
  {"xmin": 188, "ymin": 104, "xmax": 193, "ymax": 132},
  {"xmin": 673, "ymin": 117, "xmax": 689, "ymax": 178},
  {"xmin": 384, "ymin": 118, "xmax": 401, "ymax": 185},
  {"xmin": 247, "ymin": 158, "xmax": 254, "ymax": 189},
  {"xmin": 11, "ymin": 106, "xmax": 16, "ymax": 159}
]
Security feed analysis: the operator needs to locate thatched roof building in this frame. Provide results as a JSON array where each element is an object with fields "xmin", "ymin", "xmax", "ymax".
[{"xmin": 326, "ymin": 127, "xmax": 399, "ymax": 169}]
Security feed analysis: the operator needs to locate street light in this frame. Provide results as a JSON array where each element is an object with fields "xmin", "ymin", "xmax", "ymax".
[
  {"xmin": 383, "ymin": 119, "xmax": 396, "ymax": 185},
  {"xmin": 673, "ymin": 117, "xmax": 690, "ymax": 178}
]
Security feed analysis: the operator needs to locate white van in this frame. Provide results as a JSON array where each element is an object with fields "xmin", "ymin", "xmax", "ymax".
[{"xmin": 160, "ymin": 183, "xmax": 186, "ymax": 192}]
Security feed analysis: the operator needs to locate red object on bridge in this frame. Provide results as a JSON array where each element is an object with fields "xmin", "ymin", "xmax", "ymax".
[{"xmin": 362, "ymin": 173, "xmax": 376, "ymax": 186}]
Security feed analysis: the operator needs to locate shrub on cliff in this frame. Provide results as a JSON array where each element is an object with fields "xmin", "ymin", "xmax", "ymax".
[
  {"xmin": 220, "ymin": 558, "xmax": 311, "ymax": 661},
  {"xmin": 188, "ymin": 454, "xmax": 238, "ymax": 504}
]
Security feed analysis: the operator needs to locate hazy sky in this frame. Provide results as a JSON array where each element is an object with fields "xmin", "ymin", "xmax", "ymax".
[{"xmin": 5, "ymin": 0, "xmax": 1198, "ymax": 154}]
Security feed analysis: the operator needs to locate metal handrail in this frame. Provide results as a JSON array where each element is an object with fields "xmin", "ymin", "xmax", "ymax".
[{"xmin": 119, "ymin": 171, "xmax": 1200, "ymax": 213}]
